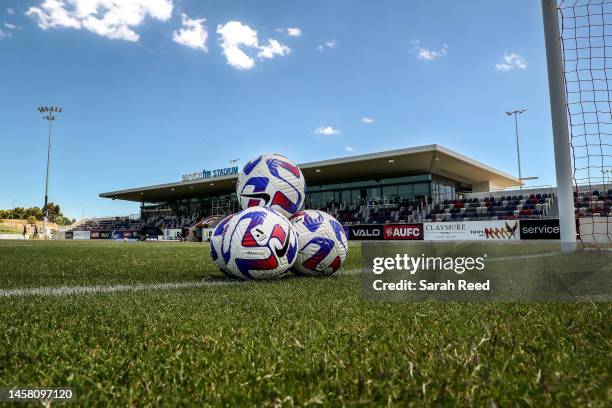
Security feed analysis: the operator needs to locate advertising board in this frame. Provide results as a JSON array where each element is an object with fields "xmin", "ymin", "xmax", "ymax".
[
  {"xmin": 519, "ymin": 219, "xmax": 561, "ymax": 240},
  {"xmin": 162, "ymin": 229, "xmax": 182, "ymax": 241},
  {"xmin": 201, "ymin": 228, "xmax": 214, "ymax": 242},
  {"xmin": 72, "ymin": 230, "xmax": 91, "ymax": 240},
  {"xmin": 347, "ymin": 225, "xmax": 383, "ymax": 240},
  {"xmin": 424, "ymin": 220, "xmax": 519, "ymax": 241},
  {"xmin": 382, "ymin": 224, "xmax": 423, "ymax": 240}
]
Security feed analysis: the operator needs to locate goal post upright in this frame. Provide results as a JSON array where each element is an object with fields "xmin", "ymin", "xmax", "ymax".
[{"xmin": 541, "ymin": 0, "xmax": 577, "ymax": 250}]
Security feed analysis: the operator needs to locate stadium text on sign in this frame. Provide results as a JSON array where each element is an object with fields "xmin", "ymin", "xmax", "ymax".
[
  {"xmin": 423, "ymin": 221, "xmax": 519, "ymax": 241},
  {"xmin": 182, "ymin": 166, "xmax": 239, "ymax": 181},
  {"xmin": 383, "ymin": 224, "xmax": 423, "ymax": 240},
  {"xmin": 519, "ymin": 219, "xmax": 561, "ymax": 239},
  {"xmin": 348, "ymin": 225, "xmax": 383, "ymax": 240}
]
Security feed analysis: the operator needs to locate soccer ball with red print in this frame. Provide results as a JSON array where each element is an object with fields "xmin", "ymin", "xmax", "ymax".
[
  {"xmin": 210, "ymin": 214, "xmax": 235, "ymax": 277},
  {"xmin": 218, "ymin": 206, "xmax": 298, "ymax": 279},
  {"xmin": 290, "ymin": 210, "xmax": 348, "ymax": 277},
  {"xmin": 236, "ymin": 154, "xmax": 306, "ymax": 218}
]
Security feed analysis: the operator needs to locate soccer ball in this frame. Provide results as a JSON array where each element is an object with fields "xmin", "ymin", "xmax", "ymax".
[
  {"xmin": 219, "ymin": 207, "xmax": 298, "ymax": 280},
  {"xmin": 210, "ymin": 214, "xmax": 235, "ymax": 276},
  {"xmin": 237, "ymin": 154, "xmax": 306, "ymax": 218},
  {"xmin": 290, "ymin": 210, "xmax": 348, "ymax": 276}
]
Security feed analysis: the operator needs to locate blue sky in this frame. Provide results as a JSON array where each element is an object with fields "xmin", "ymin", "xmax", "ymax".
[{"xmin": 1, "ymin": 0, "xmax": 554, "ymax": 218}]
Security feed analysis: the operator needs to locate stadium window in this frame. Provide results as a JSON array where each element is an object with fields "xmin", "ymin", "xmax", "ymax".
[
  {"xmin": 340, "ymin": 180, "xmax": 379, "ymax": 189},
  {"xmin": 304, "ymin": 193, "xmax": 311, "ymax": 208},
  {"xmin": 311, "ymin": 192, "xmax": 322, "ymax": 209},
  {"xmin": 324, "ymin": 183, "xmax": 342, "ymax": 190},
  {"xmin": 352, "ymin": 189, "xmax": 362, "ymax": 205},
  {"xmin": 382, "ymin": 185, "xmax": 397, "ymax": 199},
  {"xmin": 341, "ymin": 190, "xmax": 351, "ymax": 204},
  {"xmin": 368, "ymin": 187, "xmax": 381, "ymax": 200},
  {"xmin": 383, "ymin": 174, "xmax": 430, "ymax": 184},
  {"xmin": 413, "ymin": 182, "xmax": 430, "ymax": 199},
  {"xmin": 397, "ymin": 184, "xmax": 413, "ymax": 200}
]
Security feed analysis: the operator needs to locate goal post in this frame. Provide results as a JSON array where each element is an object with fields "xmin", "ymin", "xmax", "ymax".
[{"xmin": 541, "ymin": 0, "xmax": 578, "ymax": 250}]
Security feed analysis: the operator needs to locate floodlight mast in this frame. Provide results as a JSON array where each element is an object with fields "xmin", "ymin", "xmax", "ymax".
[
  {"xmin": 38, "ymin": 106, "xmax": 62, "ymax": 238},
  {"xmin": 506, "ymin": 109, "xmax": 527, "ymax": 183},
  {"xmin": 541, "ymin": 0, "xmax": 577, "ymax": 251}
]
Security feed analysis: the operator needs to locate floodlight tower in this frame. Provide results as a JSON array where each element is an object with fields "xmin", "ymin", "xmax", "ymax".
[
  {"xmin": 506, "ymin": 109, "xmax": 527, "ymax": 184},
  {"xmin": 37, "ymin": 106, "xmax": 62, "ymax": 238}
]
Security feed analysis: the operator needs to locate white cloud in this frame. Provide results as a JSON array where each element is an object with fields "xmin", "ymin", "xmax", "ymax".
[
  {"xmin": 26, "ymin": 0, "xmax": 174, "ymax": 42},
  {"xmin": 6, "ymin": 8, "xmax": 15, "ymax": 15},
  {"xmin": 217, "ymin": 21, "xmax": 291, "ymax": 70},
  {"xmin": 314, "ymin": 126, "xmax": 340, "ymax": 136},
  {"xmin": 361, "ymin": 117, "xmax": 374, "ymax": 124},
  {"xmin": 344, "ymin": 145, "xmax": 354, "ymax": 152},
  {"xmin": 0, "ymin": 28, "xmax": 11, "ymax": 39},
  {"xmin": 172, "ymin": 13, "xmax": 207, "ymax": 51},
  {"xmin": 287, "ymin": 27, "xmax": 301, "ymax": 37},
  {"xmin": 216, "ymin": 21, "xmax": 258, "ymax": 70},
  {"xmin": 4, "ymin": 22, "xmax": 22, "ymax": 30},
  {"xmin": 495, "ymin": 53, "xmax": 527, "ymax": 71},
  {"xmin": 412, "ymin": 41, "xmax": 448, "ymax": 61},
  {"xmin": 257, "ymin": 39, "xmax": 290, "ymax": 59},
  {"xmin": 317, "ymin": 39, "xmax": 336, "ymax": 51}
]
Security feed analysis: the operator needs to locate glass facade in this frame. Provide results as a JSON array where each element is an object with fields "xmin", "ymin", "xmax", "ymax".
[
  {"xmin": 431, "ymin": 182, "xmax": 455, "ymax": 203},
  {"xmin": 140, "ymin": 173, "xmax": 463, "ymax": 219},
  {"xmin": 303, "ymin": 174, "xmax": 443, "ymax": 209},
  {"xmin": 141, "ymin": 194, "xmax": 238, "ymax": 222}
]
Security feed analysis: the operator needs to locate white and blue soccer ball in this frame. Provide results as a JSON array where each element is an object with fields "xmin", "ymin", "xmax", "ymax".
[
  {"xmin": 236, "ymin": 154, "xmax": 306, "ymax": 218},
  {"xmin": 290, "ymin": 210, "xmax": 348, "ymax": 277},
  {"xmin": 218, "ymin": 206, "xmax": 298, "ymax": 280},
  {"xmin": 210, "ymin": 214, "xmax": 235, "ymax": 277}
]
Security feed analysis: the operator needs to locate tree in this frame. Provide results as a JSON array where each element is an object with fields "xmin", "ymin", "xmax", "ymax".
[
  {"xmin": 54, "ymin": 215, "xmax": 73, "ymax": 226},
  {"xmin": 44, "ymin": 202, "xmax": 61, "ymax": 223},
  {"xmin": 24, "ymin": 207, "xmax": 43, "ymax": 221},
  {"xmin": 1, "ymin": 203, "xmax": 71, "ymax": 223},
  {"xmin": 12, "ymin": 207, "xmax": 25, "ymax": 219}
]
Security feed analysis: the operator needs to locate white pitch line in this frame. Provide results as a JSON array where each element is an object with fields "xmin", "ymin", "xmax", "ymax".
[
  {"xmin": 0, "ymin": 270, "xmax": 363, "ymax": 298},
  {"xmin": 0, "ymin": 279, "xmax": 247, "ymax": 298},
  {"xmin": 486, "ymin": 251, "xmax": 561, "ymax": 261}
]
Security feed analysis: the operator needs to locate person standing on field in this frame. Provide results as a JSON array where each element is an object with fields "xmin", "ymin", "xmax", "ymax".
[{"xmin": 22, "ymin": 224, "xmax": 26, "ymax": 239}]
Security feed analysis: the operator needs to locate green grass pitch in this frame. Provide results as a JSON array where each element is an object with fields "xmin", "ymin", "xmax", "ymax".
[{"xmin": 0, "ymin": 240, "xmax": 610, "ymax": 406}]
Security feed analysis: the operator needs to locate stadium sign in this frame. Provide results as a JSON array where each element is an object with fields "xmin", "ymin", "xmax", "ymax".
[
  {"xmin": 519, "ymin": 219, "xmax": 560, "ymax": 240},
  {"xmin": 72, "ymin": 230, "xmax": 91, "ymax": 240},
  {"xmin": 348, "ymin": 225, "xmax": 383, "ymax": 240},
  {"xmin": 182, "ymin": 166, "xmax": 239, "ymax": 182},
  {"xmin": 424, "ymin": 222, "xmax": 469, "ymax": 240},
  {"xmin": 383, "ymin": 224, "xmax": 423, "ymax": 240},
  {"xmin": 424, "ymin": 221, "xmax": 519, "ymax": 241}
]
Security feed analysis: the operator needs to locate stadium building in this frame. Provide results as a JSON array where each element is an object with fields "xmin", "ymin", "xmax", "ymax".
[{"xmin": 99, "ymin": 145, "xmax": 521, "ymax": 229}]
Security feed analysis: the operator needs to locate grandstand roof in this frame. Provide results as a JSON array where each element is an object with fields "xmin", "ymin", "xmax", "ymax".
[{"xmin": 100, "ymin": 144, "xmax": 521, "ymax": 203}]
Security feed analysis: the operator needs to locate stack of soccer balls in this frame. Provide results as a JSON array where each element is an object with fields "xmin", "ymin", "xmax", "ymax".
[{"xmin": 210, "ymin": 153, "xmax": 348, "ymax": 279}]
